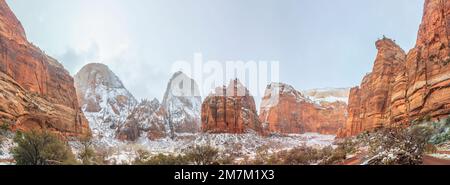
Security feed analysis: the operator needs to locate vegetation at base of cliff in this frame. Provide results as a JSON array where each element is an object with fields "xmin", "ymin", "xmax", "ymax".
[
  {"xmin": 0, "ymin": 121, "xmax": 12, "ymax": 155},
  {"xmin": 350, "ymin": 116, "xmax": 450, "ymax": 165},
  {"xmin": 427, "ymin": 117, "xmax": 450, "ymax": 145},
  {"xmin": 77, "ymin": 136, "xmax": 97, "ymax": 165},
  {"xmin": 252, "ymin": 145, "xmax": 325, "ymax": 165},
  {"xmin": 130, "ymin": 141, "xmax": 357, "ymax": 165},
  {"xmin": 0, "ymin": 121, "xmax": 11, "ymax": 133},
  {"xmin": 362, "ymin": 126, "xmax": 433, "ymax": 165},
  {"xmin": 133, "ymin": 144, "xmax": 220, "ymax": 165},
  {"xmin": 133, "ymin": 150, "xmax": 186, "ymax": 165},
  {"xmin": 12, "ymin": 130, "xmax": 77, "ymax": 165},
  {"xmin": 218, "ymin": 138, "xmax": 356, "ymax": 165},
  {"xmin": 184, "ymin": 145, "xmax": 219, "ymax": 165}
]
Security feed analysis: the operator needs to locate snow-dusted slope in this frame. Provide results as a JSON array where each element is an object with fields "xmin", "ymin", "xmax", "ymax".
[
  {"xmin": 162, "ymin": 71, "xmax": 202, "ymax": 135},
  {"xmin": 302, "ymin": 88, "xmax": 350, "ymax": 104},
  {"xmin": 119, "ymin": 99, "xmax": 168, "ymax": 141},
  {"xmin": 261, "ymin": 83, "xmax": 350, "ymax": 110},
  {"xmin": 74, "ymin": 63, "xmax": 137, "ymax": 145},
  {"xmin": 261, "ymin": 82, "xmax": 313, "ymax": 112}
]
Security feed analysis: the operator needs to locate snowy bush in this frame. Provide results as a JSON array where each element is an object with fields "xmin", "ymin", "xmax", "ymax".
[
  {"xmin": 77, "ymin": 136, "xmax": 97, "ymax": 165},
  {"xmin": 429, "ymin": 117, "xmax": 450, "ymax": 145},
  {"xmin": 132, "ymin": 144, "xmax": 221, "ymax": 165},
  {"xmin": 366, "ymin": 126, "xmax": 433, "ymax": 165},
  {"xmin": 249, "ymin": 144, "xmax": 348, "ymax": 165}
]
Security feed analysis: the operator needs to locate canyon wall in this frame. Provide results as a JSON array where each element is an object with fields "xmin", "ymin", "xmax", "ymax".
[
  {"xmin": 339, "ymin": 0, "xmax": 450, "ymax": 137},
  {"xmin": 260, "ymin": 83, "xmax": 347, "ymax": 135},
  {"xmin": 0, "ymin": 0, "xmax": 90, "ymax": 137}
]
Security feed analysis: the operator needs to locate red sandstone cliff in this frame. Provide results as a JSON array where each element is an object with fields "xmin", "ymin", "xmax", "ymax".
[
  {"xmin": 201, "ymin": 79, "xmax": 262, "ymax": 134},
  {"xmin": 339, "ymin": 0, "xmax": 450, "ymax": 137},
  {"xmin": 0, "ymin": 0, "xmax": 90, "ymax": 137},
  {"xmin": 260, "ymin": 83, "xmax": 347, "ymax": 135}
]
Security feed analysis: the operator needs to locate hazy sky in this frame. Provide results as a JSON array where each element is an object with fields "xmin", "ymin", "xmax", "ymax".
[{"xmin": 7, "ymin": 0, "xmax": 424, "ymax": 104}]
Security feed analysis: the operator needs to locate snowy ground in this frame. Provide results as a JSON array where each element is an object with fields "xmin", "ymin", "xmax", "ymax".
[
  {"xmin": 0, "ymin": 134, "xmax": 14, "ymax": 165},
  {"xmin": 2, "ymin": 128, "xmax": 336, "ymax": 165},
  {"xmin": 72, "ymin": 132, "xmax": 336, "ymax": 164},
  {"xmin": 106, "ymin": 133, "xmax": 335, "ymax": 163}
]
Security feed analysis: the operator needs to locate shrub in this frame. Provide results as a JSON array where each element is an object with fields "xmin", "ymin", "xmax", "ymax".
[
  {"xmin": 366, "ymin": 126, "xmax": 433, "ymax": 165},
  {"xmin": 320, "ymin": 148, "xmax": 347, "ymax": 165},
  {"xmin": 430, "ymin": 132, "xmax": 450, "ymax": 145},
  {"xmin": 184, "ymin": 145, "xmax": 219, "ymax": 165},
  {"xmin": 260, "ymin": 145, "xmax": 323, "ymax": 165},
  {"xmin": 93, "ymin": 150, "xmax": 110, "ymax": 165},
  {"xmin": 336, "ymin": 138, "xmax": 357, "ymax": 155},
  {"xmin": 133, "ymin": 149, "xmax": 187, "ymax": 165},
  {"xmin": 215, "ymin": 153, "xmax": 236, "ymax": 165},
  {"xmin": 424, "ymin": 144, "xmax": 437, "ymax": 154},
  {"xmin": 12, "ymin": 130, "xmax": 77, "ymax": 165},
  {"xmin": 253, "ymin": 145, "xmax": 272, "ymax": 165},
  {"xmin": 77, "ymin": 136, "xmax": 96, "ymax": 165},
  {"xmin": 424, "ymin": 115, "xmax": 432, "ymax": 122},
  {"xmin": 0, "ymin": 121, "xmax": 11, "ymax": 136},
  {"xmin": 133, "ymin": 149, "xmax": 151, "ymax": 165},
  {"xmin": 249, "ymin": 143, "xmax": 355, "ymax": 165}
]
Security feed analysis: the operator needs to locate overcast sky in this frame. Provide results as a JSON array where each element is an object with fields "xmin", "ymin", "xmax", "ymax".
[{"xmin": 7, "ymin": 0, "xmax": 424, "ymax": 104}]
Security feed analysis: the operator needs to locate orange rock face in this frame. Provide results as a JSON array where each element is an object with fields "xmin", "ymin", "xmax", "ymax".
[
  {"xmin": 260, "ymin": 83, "xmax": 347, "ymax": 135},
  {"xmin": 338, "ymin": 39, "xmax": 407, "ymax": 137},
  {"xmin": 339, "ymin": 0, "xmax": 450, "ymax": 137},
  {"xmin": 201, "ymin": 79, "xmax": 262, "ymax": 134},
  {"xmin": 0, "ymin": 0, "xmax": 90, "ymax": 138},
  {"xmin": 404, "ymin": 0, "xmax": 450, "ymax": 121}
]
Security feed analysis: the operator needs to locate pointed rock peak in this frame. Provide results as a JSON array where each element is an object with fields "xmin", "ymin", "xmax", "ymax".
[
  {"xmin": 75, "ymin": 63, "xmax": 125, "ymax": 89},
  {"xmin": 226, "ymin": 78, "xmax": 250, "ymax": 97},
  {"xmin": 0, "ymin": 0, "xmax": 27, "ymax": 43},
  {"xmin": 162, "ymin": 71, "xmax": 202, "ymax": 134},
  {"xmin": 375, "ymin": 37, "xmax": 403, "ymax": 51},
  {"xmin": 74, "ymin": 63, "xmax": 136, "ymax": 114},
  {"xmin": 164, "ymin": 71, "xmax": 201, "ymax": 100},
  {"xmin": 172, "ymin": 71, "xmax": 187, "ymax": 78}
]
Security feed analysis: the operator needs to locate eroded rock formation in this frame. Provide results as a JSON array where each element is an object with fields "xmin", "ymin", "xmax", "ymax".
[
  {"xmin": 202, "ymin": 79, "xmax": 262, "ymax": 134},
  {"xmin": 260, "ymin": 83, "xmax": 347, "ymax": 135},
  {"xmin": 339, "ymin": 0, "xmax": 450, "ymax": 137},
  {"xmin": 119, "ymin": 99, "xmax": 167, "ymax": 141},
  {"xmin": 0, "ymin": 0, "xmax": 90, "ymax": 137}
]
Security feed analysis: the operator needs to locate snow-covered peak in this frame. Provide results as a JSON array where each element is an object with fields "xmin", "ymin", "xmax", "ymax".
[
  {"xmin": 162, "ymin": 72, "xmax": 202, "ymax": 134},
  {"xmin": 75, "ymin": 63, "xmax": 137, "ymax": 113},
  {"xmin": 260, "ymin": 82, "xmax": 312, "ymax": 111},
  {"xmin": 74, "ymin": 63, "xmax": 138, "ymax": 145},
  {"xmin": 265, "ymin": 82, "xmax": 309, "ymax": 102},
  {"xmin": 75, "ymin": 63, "xmax": 126, "ymax": 90},
  {"xmin": 163, "ymin": 71, "xmax": 201, "ymax": 99}
]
